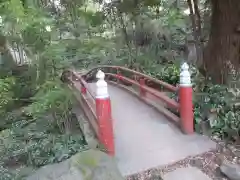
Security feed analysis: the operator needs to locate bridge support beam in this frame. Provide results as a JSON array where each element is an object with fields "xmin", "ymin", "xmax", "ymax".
[
  {"xmin": 179, "ymin": 63, "xmax": 194, "ymax": 134},
  {"xmin": 95, "ymin": 70, "xmax": 115, "ymax": 156}
]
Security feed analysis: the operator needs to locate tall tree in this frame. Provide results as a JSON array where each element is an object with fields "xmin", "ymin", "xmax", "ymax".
[{"xmin": 203, "ymin": 0, "xmax": 240, "ymax": 84}]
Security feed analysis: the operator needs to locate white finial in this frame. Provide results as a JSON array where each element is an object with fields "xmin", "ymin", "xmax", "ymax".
[
  {"xmin": 0, "ymin": 16, "xmax": 2, "ymax": 26},
  {"xmin": 96, "ymin": 70, "xmax": 109, "ymax": 98},
  {"xmin": 180, "ymin": 62, "xmax": 191, "ymax": 86},
  {"xmin": 181, "ymin": 62, "xmax": 189, "ymax": 71},
  {"xmin": 45, "ymin": 25, "xmax": 51, "ymax": 32},
  {"xmin": 96, "ymin": 70, "xmax": 105, "ymax": 80}
]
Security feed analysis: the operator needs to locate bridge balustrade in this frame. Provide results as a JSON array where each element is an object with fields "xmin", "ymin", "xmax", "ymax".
[{"xmin": 63, "ymin": 63, "xmax": 193, "ymax": 156}]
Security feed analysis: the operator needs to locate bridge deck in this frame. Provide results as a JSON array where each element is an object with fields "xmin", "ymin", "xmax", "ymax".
[{"xmin": 87, "ymin": 83, "xmax": 216, "ymax": 176}]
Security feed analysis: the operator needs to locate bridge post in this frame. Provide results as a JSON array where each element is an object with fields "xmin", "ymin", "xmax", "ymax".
[
  {"xmin": 139, "ymin": 78, "xmax": 146, "ymax": 97},
  {"xmin": 179, "ymin": 63, "xmax": 194, "ymax": 134},
  {"xmin": 95, "ymin": 70, "xmax": 115, "ymax": 156},
  {"xmin": 116, "ymin": 68, "xmax": 121, "ymax": 84},
  {"xmin": 81, "ymin": 83, "xmax": 87, "ymax": 94}
]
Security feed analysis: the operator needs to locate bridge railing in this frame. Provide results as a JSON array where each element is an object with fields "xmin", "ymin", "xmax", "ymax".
[
  {"xmin": 64, "ymin": 69, "xmax": 115, "ymax": 156},
  {"xmin": 63, "ymin": 63, "xmax": 193, "ymax": 156},
  {"xmin": 64, "ymin": 70, "xmax": 97, "ymax": 131},
  {"xmin": 82, "ymin": 64, "xmax": 193, "ymax": 134},
  {"xmin": 99, "ymin": 66, "xmax": 180, "ymax": 120}
]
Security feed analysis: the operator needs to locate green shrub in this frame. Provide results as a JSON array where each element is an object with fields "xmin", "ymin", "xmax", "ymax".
[
  {"xmin": 194, "ymin": 83, "xmax": 240, "ymax": 140},
  {"xmin": 144, "ymin": 64, "xmax": 240, "ymax": 141},
  {"xmin": 24, "ymin": 80, "xmax": 73, "ymax": 117},
  {"xmin": 0, "ymin": 117, "xmax": 87, "ymax": 179},
  {"xmin": 144, "ymin": 63, "xmax": 180, "ymax": 85},
  {"xmin": 0, "ymin": 77, "xmax": 15, "ymax": 114}
]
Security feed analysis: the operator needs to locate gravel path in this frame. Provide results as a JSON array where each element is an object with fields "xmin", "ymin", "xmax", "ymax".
[{"xmin": 126, "ymin": 140, "xmax": 240, "ymax": 180}]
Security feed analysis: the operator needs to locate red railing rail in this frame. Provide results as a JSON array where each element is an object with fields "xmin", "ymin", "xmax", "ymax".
[
  {"xmin": 84, "ymin": 65, "xmax": 178, "ymax": 92},
  {"xmin": 81, "ymin": 64, "xmax": 193, "ymax": 134},
  {"xmin": 64, "ymin": 70, "xmax": 98, "ymax": 135},
  {"xmin": 81, "ymin": 65, "xmax": 181, "ymax": 124}
]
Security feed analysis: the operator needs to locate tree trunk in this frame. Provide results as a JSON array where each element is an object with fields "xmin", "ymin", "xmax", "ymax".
[
  {"xmin": 187, "ymin": 0, "xmax": 203, "ymax": 67},
  {"xmin": 203, "ymin": 0, "xmax": 240, "ymax": 84}
]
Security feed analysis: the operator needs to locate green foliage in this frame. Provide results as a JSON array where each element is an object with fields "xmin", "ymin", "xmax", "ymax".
[
  {"xmin": 79, "ymin": 9, "xmax": 105, "ymax": 27},
  {"xmin": 12, "ymin": 66, "xmax": 37, "ymax": 103},
  {"xmin": 0, "ymin": 165, "xmax": 17, "ymax": 180},
  {"xmin": 0, "ymin": 1, "xmax": 93, "ymax": 178},
  {"xmin": 0, "ymin": 77, "xmax": 15, "ymax": 114},
  {"xmin": 24, "ymin": 80, "xmax": 74, "ymax": 118},
  {"xmin": 155, "ymin": 64, "xmax": 180, "ymax": 85},
  {"xmin": 0, "ymin": 117, "xmax": 87, "ymax": 179},
  {"xmin": 143, "ymin": 63, "xmax": 180, "ymax": 85},
  {"xmin": 0, "ymin": 165, "xmax": 33, "ymax": 180},
  {"xmin": 151, "ymin": 64, "xmax": 240, "ymax": 141},
  {"xmin": 194, "ymin": 83, "xmax": 240, "ymax": 140}
]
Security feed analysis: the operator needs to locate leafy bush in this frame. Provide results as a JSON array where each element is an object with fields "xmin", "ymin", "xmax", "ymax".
[
  {"xmin": 0, "ymin": 165, "xmax": 34, "ymax": 180},
  {"xmin": 194, "ymin": 83, "xmax": 240, "ymax": 140},
  {"xmin": 23, "ymin": 80, "xmax": 76, "ymax": 134},
  {"xmin": 0, "ymin": 165, "xmax": 16, "ymax": 180},
  {"xmin": 157, "ymin": 64, "xmax": 180, "ymax": 85},
  {"xmin": 0, "ymin": 117, "xmax": 87, "ymax": 178},
  {"xmin": 12, "ymin": 66, "xmax": 37, "ymax": 105},
  {"xmin": 0, "ymin": 77, "xmax": 15, "ymax": 115},
  {"xmin": 146, "ymin": 64, "xmax": 240, "ymax": 141},
  {"xmin": 144, "ymin": 63, "xmax": 180, "ymax": 85}
]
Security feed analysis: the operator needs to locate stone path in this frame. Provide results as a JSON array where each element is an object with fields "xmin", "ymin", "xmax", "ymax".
[
  {"xmin": 163, "ymin": 167, "xmax": 212, "ymax": 180},
  {"xmin": 86, "ymin": 83, "xmax": 216, "ymax": 176}
]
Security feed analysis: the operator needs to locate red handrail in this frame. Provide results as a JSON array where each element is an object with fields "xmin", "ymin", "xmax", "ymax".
[
  {"xmin": 86, "ymin": 65, "xmax": 178, "ymax": 92},
  {"xmin": 71, "ymin": 70, "xmax": 95, "ymax": 102},
  {"xmin": 66, "ymin": 66, "xmax": 178, "ymax": 113},
  {"xmin": 81, "ymin": 65, "xmax": 179, "ymax": 110},
  {"xmin": 69, "ymin": 68, "xmax": 115, "ymax": 154},
  {"xmin": 105, "ymin": 73, "xmax": 179, "ymax": 109},
  {"xmin": 63, "ymin": 64, "xmax": 193, "ymax": 138},
  {"xmin": 77, "ymin": 66, "xmax": 180, "ymax": 125},
  {"xmin": 64, "ymin": 69, "xmax": 99, "ymax": 136}
]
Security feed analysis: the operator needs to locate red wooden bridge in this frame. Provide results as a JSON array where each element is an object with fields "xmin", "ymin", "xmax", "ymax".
[{"xmin": 63, "ymin": 64, "xmax": 216, "ymax": 176}]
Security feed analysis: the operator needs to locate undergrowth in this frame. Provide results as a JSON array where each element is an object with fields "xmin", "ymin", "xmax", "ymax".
[
  {"xmin": 153, "ymin": 64, "xmax": 240, "ymax": 142},
  {"xmin": 0, "ymin": 115, "xmax": 87, "ymax": 179},
  {"xmin": 0, "ymin": 69, "xmax": 87, "ymax": 179}
]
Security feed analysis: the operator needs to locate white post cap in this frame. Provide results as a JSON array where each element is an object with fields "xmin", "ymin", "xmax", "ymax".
[
  {"xmin": 96, "ymin": 70, "xmax": 109, "ymax": 98},
  {"xmin": 181, "ymin": 62, "xmax": 189, "ymax": 71},
  {"xmin": 0, "ymin": 16, "xmax": 2, "ymax": 26},
  {"xmin": 180, "ymin": 62, "xmax": 191, "ymax": 86},
  {"xmin": 96, "ymin": 69, "xmax": 105, "ymax": 79}
]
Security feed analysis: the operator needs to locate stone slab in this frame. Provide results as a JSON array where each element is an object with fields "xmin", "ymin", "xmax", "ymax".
[{"xmin": 163, "ymin": 167, "xmax": 212, "ymax": 180}]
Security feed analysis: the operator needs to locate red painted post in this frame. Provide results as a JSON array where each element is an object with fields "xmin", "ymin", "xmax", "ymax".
[
  {"xmin": 81, "ymin": 83, "xmax": 87, "ymax": 94},
  {"xmin": 139, "ymin": 78, "xmax": 146, "ymax": 97},
  {"xmin": 116, "ymin": 68, "xmax": 121, "ymax": 83},
  {"xmin": 95, "ymin": 70, "xmax": 115, "ymax": 156},
  {"xmin": 179, "ymin": 62, "xmax": 194, "ymax": 134}
]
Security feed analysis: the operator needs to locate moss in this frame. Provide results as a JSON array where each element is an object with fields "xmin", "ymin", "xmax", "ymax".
[
  {"xmin": 70, "ymin": 149, "xmax": 103, "ymax": 180},
  {"xmin": 71, "ymin": 149, "xmax": 101, "ymax": 168}
]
